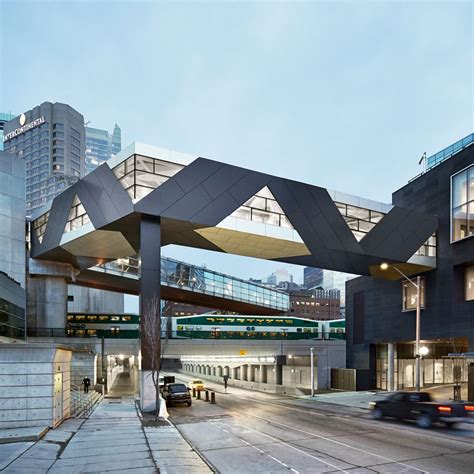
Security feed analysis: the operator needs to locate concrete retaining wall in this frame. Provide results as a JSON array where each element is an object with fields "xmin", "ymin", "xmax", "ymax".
[{"xmin": 0, "ymin": 345, "xmax": 72, "ymax": 428}]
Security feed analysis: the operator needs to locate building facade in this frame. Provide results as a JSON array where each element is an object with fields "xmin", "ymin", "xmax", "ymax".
[
  {"xmin": 3, "ymin": 102, "xmax": 85, "ymax": 213},
  {"xmin": 85, "ymin": 123, "xmax": 121, "ymax": 174},
  {"xmin": 289, "ymin": 289, "xmax": 340, "ymax": 320},
  {"xmin": 0, "ymin": 112, "xmax": 15, "ymax": 150},
  {"xmin": 0, "ymin": 150, "xmax": 26, "ymax": 341},
  {"xmin": 346, "ymin": 134, "xmax": 474, "ymax": 391}
]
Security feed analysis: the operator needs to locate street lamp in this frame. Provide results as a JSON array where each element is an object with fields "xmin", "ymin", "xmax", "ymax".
[{"xmin": 381, "ymin": 263, "xmax": 422, "ymax": 391}]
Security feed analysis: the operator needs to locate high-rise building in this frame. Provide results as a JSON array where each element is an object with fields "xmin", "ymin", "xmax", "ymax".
[
  {"xmin": 0, "ymin": 112, "xmax": 16, "ymax": 150},
  {"xmin": 0, "ymin": 150, "xmax": 26, "ymax": 340},
  {"xmin": 303, "ymin": 267, "xmax": 323, "ymax": 289},
  {"xmin": 266, "ymin": 268, "xmax": 294, "ymax": 286},
  {"xmin": 85, "ymin": 124, "xmax": 121, "ymax": 174},
  {"xmin": 3, "ymin": 102, "xmax": 85, "ymax": 213}
]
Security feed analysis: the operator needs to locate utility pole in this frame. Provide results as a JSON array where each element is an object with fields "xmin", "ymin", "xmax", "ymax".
[{"xmin": 310, "ymin": 347, "xmax": 315, "ymax": 397}]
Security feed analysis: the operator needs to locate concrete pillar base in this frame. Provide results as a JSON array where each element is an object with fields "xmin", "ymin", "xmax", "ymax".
[{"xmin": 140, "ymin": 370, "xmax": 159, "ymax": 412}]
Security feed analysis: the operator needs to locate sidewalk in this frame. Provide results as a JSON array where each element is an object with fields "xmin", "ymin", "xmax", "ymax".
[{"xmin": 1, "ymin": 374, "xmax": 211, "ymax": 473}]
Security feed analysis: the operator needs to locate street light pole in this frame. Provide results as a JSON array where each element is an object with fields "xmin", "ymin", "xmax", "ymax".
[
  {"xmin": 415, "ymin": 275, "xmax": 421, "ymax": 392},
  {"xmin": 381, "ymin": 264, "xmax": 422, "ymax": 392},
  {"xmin": 310, "ymin": 347, "xmax": 315, "ymax": 397}
]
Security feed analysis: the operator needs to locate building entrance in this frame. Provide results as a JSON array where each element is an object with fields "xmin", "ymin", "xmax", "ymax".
[{"xmin": 376, "ymin": 339, "xmax": 469, "ymax": 390}]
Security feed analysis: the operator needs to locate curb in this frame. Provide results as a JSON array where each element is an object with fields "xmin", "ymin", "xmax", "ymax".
[{"xmin": 0, "ymin": 426, "xmax": 49, "ymax": 445}]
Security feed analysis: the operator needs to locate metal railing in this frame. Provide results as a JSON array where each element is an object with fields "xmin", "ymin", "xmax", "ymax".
[
  {"xmin": 410, "ymin": 133, "xmax": 474, "ymax": 182},
  {"xmin": 70, "ymin": 384, "xmax": 95, "ymax": 419}
]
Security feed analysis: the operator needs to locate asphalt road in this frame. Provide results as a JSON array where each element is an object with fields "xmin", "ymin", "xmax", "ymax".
[{"xmin": 164, "ymin": 372, "xmax": 474, "ymax": 474}]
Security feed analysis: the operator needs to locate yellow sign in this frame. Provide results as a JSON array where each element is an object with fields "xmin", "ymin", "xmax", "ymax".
[{"xmin": 239, "ymin": 350, "xmax": 247, "ymax": 356}]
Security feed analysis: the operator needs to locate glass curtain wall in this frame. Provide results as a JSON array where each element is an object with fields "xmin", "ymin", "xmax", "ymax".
[{"xmin": 451, "ymin": 165, "xmax": 474, "ymax": 242}]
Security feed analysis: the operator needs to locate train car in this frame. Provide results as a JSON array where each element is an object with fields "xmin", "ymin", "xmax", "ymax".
[
  {"xmin": 322, "ymin": 319, "xmax": 346, "ymax": 340},
  {"xmin": 172, "ymin": 314, "xmax": 321, "ymax": 340},
  {"xmin": 66, "ymin": 313, "xmax": 140, "ymax": 338}
]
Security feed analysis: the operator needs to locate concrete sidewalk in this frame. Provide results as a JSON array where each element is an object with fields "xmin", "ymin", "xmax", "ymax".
[{"xmin": 1, "ymin": 392, "xmax": 211, "ymax": 472}]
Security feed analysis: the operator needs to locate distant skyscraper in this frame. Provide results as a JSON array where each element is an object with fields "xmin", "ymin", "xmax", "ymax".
[
  {"xmin": 266, "ymin": 268, "xmax": 294, "ymax": 286},
  {"xmin": 0, "ymin": 112, "xmax": 16, "ymax": 150},
  {"xmin": 3, "ymin": 102, "xmax": 85, "ymax": 213},
  {"xmin": 304, "ymin": 267, "xmax": 355, "ymax": 317},
  {"xmin": 85, "ymin": 123, "xmax": 121, "ymax": 174},
  {"xmin": 304, "ymin": 267, "xmax": 323, "ymax": 289}
]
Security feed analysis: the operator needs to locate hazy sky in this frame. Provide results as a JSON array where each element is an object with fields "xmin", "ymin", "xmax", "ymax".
[{"xmin": 1, "ymin": 0, "xmax": 472, "ymax": 286}]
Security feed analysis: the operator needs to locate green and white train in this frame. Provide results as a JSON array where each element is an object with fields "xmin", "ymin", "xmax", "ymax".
[
  {"xmin": 172, "ymin": 314, "xmax": 345, "ymax": 340},
  {"xmin": 65, "ymin": 312, "xmax": 345, "ymax": 340}
]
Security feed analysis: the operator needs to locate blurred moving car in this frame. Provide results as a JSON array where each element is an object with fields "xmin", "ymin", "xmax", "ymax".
[
  {"xmin": 188, "ymin": 379, "xmax": 205, "ymax": 391},
  {"xmin": 163, "ymin": 383, "xmax": 192, "ymax": 407},
  {"xmin": 369, "ymin": 391, "xmax": 474, "ymax": 429}
]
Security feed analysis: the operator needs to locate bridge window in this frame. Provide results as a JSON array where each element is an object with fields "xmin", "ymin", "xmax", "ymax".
[
  {"xmin": 113, "ymin": 154, "xmax": 183, "ymax": 203},
  {"xmin": 335, "ymin": 202, "xmax": 384, "ymax": 241},
  {"xmin": 32, "ymin": 210, "xmax": 50, "ymax": 243},
  {"xmin": 230, "ymin": 186, "xmax": 294, "ymax": 229},
  {"xmin": 64, "ymin": 195, "xmax": 91, "ymax": 233},
  {"xmin": 451, "ymin": 166, "xmax": 474, "ymax": 242}
]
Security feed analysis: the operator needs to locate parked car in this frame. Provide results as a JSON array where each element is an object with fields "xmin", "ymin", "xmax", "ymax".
[
  {"xmin": 188, "ymin": 379, "xmax": 205, "ymax": 391},
  {"xmin": 369, "ymin": 391, "xmax": 474, "ymax": 429},
  {"xmin": 163, "ymin": 383, "xmax": 192, "ymax": 407}
]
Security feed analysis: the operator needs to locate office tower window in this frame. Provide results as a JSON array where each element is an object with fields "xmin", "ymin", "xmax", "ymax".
[
  {"xmin": 465, "ymin": 266, "xmax": 474, "ymax": 301},
  {"xmin": 451, "ymin": 165, "xmax": 474, "ymax": 242},
  {"xmin": 402, "ymin": 277, "xmax": 425, "ymax": 311}
]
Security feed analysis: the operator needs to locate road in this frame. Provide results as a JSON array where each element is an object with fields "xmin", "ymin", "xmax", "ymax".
[{"xmin": 164, "ymin": 372, "xmax": 474, "ymax": 473}]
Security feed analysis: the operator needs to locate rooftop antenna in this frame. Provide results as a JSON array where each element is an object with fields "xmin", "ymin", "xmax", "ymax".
[
  {"xmin": 85, "ymin": 120, "xmax": 91, "ymax": 127},
  {"xmin": 419, "ymin": 152, "xmax": 427, "ymax": 173}
]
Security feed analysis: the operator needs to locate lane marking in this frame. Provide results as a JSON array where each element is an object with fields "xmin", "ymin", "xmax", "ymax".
[
  {"xmin": 170, "ymin": 372, "xmax": 474, "ymax": 447},
  {"xmin": 243, "ymin": 424, "xmax": 349, "ymax": 473},
  {"xmin": 234, "ymin": 410, "xmax": 426, "ymax": 473},
  {"xmin": 217, "ymin": 421, "xmax": 300, "ymax": 473}
]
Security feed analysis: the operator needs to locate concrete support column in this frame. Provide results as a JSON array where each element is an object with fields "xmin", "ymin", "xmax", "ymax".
[
  {"xmin": 27, "ymin": 259, "xmax": 77, "ymax": 331},
  {"xmin": 387, "ymin": 343, "xmax": 395, "ymax": 392},
  {"xmin": 275, "ymin": 364, "xmax": 283, "ymax": 385},
  {"xmin": 248, "ymin": 364, "xmax": 254, "ymax": 382},
  {"xmin": 241, "ymin": 364, "xmax": 248, "ymax": 381},
  {"xmin": 231, "ymin": 367, "xmax": 238, "ymax": 379},
  {"xmin": 259, "ymin": 364, "xmax": 267, "ymax": 384},
  {"xmin": 139, "ymin": 216, "xmax": 161, "ymax": 412}
]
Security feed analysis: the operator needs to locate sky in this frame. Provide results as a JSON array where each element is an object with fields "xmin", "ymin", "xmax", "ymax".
[{"xmin": 1, "ymin": 0, "xmax": 473, "ymax": 290}]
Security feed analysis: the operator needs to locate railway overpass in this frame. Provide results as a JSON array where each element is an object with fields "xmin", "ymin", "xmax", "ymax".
[{"xmin": 26, "ymin": 336, "xmax": 344, "ymax": 393}]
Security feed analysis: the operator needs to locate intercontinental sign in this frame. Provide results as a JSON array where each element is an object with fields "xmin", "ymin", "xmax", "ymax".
[{"xmin": 3, "ymin": 115, "xmax": 46, "ymax": 143}]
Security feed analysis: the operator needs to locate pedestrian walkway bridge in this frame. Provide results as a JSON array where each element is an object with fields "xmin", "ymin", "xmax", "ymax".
[{"xmin": 77, "ymin": 255, "xmax": 288, "ymax": 315}]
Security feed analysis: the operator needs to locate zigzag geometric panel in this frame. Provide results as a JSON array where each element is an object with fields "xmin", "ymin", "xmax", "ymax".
[{"xmin": 31, "ymin": 150, "xmax": 438, "ymax": 279}]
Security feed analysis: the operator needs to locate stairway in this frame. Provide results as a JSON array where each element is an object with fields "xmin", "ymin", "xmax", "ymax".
[{"xmin": 70, "ymin": 385, "xmax": 104, "ymax": 418}]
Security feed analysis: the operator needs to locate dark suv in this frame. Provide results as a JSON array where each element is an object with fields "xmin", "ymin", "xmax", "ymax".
[
  {"xmin": 163, "ymin": 383, "xmax": 192, "ymax": 407},
  {"xmin": 369, "ymin": 392, "xmax": 474, "ymax": 428}
]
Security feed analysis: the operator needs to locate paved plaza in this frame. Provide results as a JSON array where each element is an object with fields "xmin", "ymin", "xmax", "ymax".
[{"xmin": 0, "ymin": 374, "xmax": 211, "ymax": 473}]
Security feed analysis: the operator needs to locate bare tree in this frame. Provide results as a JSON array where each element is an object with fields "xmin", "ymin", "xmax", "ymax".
[
  {"xmin": 448, "ymin": 337, "xmax": 467, "ymax": 401},
  {"xmin": 141, "ymin": 294, "xmax": 169, "ymax": 419}
]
